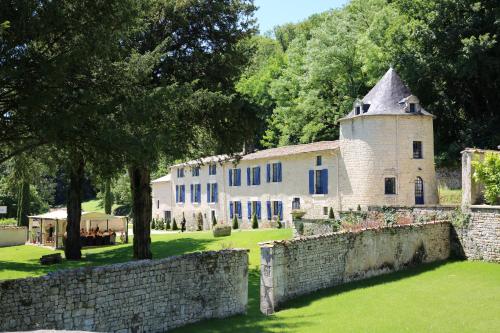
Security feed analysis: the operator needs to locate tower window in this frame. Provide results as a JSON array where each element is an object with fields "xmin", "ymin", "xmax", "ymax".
[
  {"xmin": 413, "ymin": 141, "xmax": 423, "ymax": 159},
  {"xmin": 355, "ymin": 106, "xmax": 360, "ymax": 115},
  {"xmin": 362, "ymin": 104, "xmax": 370, "ymax": 113},
  {"xmin": 385, "ymin": 177, "xmax": 396, "ymax": 195},
  {"xmin": 316, "ymin": 155, "xmax": 322, "ymax": 166},
  {"xmin": 409, "ymin": 103, "xmax": 416, "ymax": 113}
]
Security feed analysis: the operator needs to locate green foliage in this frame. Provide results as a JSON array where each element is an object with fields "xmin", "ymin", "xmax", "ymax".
[
  {"xmin": 472, "ymin": 153, "xmax": 500, "ymax": 205},
  {"xmin": 213, "ymin": 225, "xmax": 232, "ymax": 237},
  {"xmin": 232, "ymin": 216, "xmax": 239, "ymax": 230},
  {"xmin": 157, "ymin": 218, "xmax": 165, "ymax": 230},
  {"xmin": 197, "ymin": 213, "xmax": 204, "ymax": 231},
  {"xmin": 103, "ymin": 179, "xmax": 114, "ymax": 215},
  {"xmin": 451, "ymin": 209, "xmax": 471, "ymax": 228},
  {"xmin": 172, "ymin": 218, "xmax": 178, "ymax": 231},
  {"xmin": 276, "ymin": 217, "xmax": 282, "ymax": 229},
  {"xmin": 251, "ymin": 213, "xmax": 259, "ymax": 229},
  {"xmin": 212, "ymin": 214, "xmax": 217, "ymax": 227},
  {"xmin": 0, "ymin": 218, "xmax": 16, "ymax": 226},
  {"xmin": 328, "ymin": 207, "xmax": 335, "ymax": 219},
  {"xmin": 166, "ymin": 219, "xmax": 171, "ymax": 230},
  {"xmin": 381, "ymin": 207, "xmax": 397, "ymax": 226},
  {"xmin": 439, "ymin": 187, "xmax": 462, "ymax": 205},
  {"xmin": 151, "ymin": 218, "xmax": 156, "ymax": 230}
]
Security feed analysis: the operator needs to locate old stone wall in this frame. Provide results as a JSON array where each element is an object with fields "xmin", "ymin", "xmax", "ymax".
[
  {"xmin": 452, "ymin": 206, "xmax": 500, "ymax": 262},
  {"xmin": 436, "ymin": 168, "xmax": 461, "ymax": 190},
  {"xmin": 0, "ymin": 226, "xmax": 27, "ymax": 247},
  {"xmin": 259, "ymin": 222, "xmax": 450, "ymax": 315},
  {"xmin": 0, "ymin": 250, "xmax": 248, "ymax": 333}
]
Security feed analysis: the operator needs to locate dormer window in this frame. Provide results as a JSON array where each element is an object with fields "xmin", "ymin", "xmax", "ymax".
[
  {"xmin": 409, "ymin": 103, "xmax": 416, "ymax": 113},
  {"xmin": 362, "ymin": 104, "xmax": 370, "ymax": 113},
  {"xmin": 355, "ymin": 106, "xmax": 361, "ymax": 115}
]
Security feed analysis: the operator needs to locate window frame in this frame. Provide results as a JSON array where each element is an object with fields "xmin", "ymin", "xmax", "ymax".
[
  {"xmin": 209, "ymin": 163, "xmax": 217, "ymax": 176},
  {"xmin": 409, "ymin": 103, "xmax": 416, "ymax": 113},
  {"xmin": 271, "ymin": 163, "xmax": 279, "ymax": 183},
  {"xmin": 251, "ymin": 166, "xmax": 260, "ymax": 185},
  {"xmin": 316, "ymin": 156, "xmax": 322, "ymax": 166},
  {"xmin": 209, "ymin": 183, "xmax": 217, "ymax": 203},
  {"xmin": 413, "ymin": 141, "xmax": 423, "ymax": 159},
  {"xmin": 315, "ymin": 170, "xmax": 323, "ymax": 194},
  {"xmin": 232, "ymin": 168, "xmax": 239, "ymax": 185},
  {"xmin": 272, "ymin": 201, "xmax": 279, "ymax": 217},
  {"xmin": 292, "ymin": 197, "xmax": 300, "ymax": 210},
  {"xmin": 384, "ymin": 177, "xmax": 397, "ymax": 195},
  {"xmin": 192, "ymin": 166, "xmax": 200, "ymax": 177}
]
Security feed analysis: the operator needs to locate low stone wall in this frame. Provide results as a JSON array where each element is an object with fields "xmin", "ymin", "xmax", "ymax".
[
  {"xmin": 436, "ymin": 167, "xmax": 461, "ymax": 190},
  {"xmin": 259, "ymin": 222, "xmax": 450, "ymax": 314},
  {"xmin": 0, "ymin": 226, "xmax": 27, "ymax": 247},
  {"xmin": 452, "ymin": 206, "xmax": 500, "ymax": 262},
  {"xmin": 0, "ymin": 250, "xmax": 248, "ymax": 332}
]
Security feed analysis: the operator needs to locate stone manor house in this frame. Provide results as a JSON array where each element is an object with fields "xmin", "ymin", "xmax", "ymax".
[{"xmin": 152, "ymin": 68, "xmax": 438, "ymax": 229}]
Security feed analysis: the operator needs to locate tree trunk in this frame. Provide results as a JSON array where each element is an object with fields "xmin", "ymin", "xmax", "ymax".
[
  {"xmin": 65, "ymin": 155, "xmax": 84, "ymax": 260},
  {"xmin": 104, "ymin": 178, "xmax": 113, "ymax": 215},
  {"xmin": 129, "ymin": 165, "xmax": 152, "ymax": 259},
  {"xmin": 16, "ymin": 180, "xmax": 30, "ymax": 227}
]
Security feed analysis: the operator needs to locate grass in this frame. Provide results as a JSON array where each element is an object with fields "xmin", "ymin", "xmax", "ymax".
[
  {"xmin": 81, "ymin": 199, "xmax": 121, "ymax": 214},
  {"xmin": 0, "ymin": 229, "xmax": 499, "ymax": 333},
  {"xmin": 0, "ymin": 218, "xmax": 16, "ymax": 226},
  {"xmin": 439, "ymin": 187, "xmax": 462, "ymax": 205}
]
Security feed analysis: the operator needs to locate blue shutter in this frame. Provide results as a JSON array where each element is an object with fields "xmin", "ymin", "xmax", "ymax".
[
  {"xmin": 214, "ymin": 183, "xmax": 218, "ymax": 203},
  {"xmin": 229, "ymin": 169, "xmax": 233, "ymax": 186},
  {"xmin": 207, "ymin": 183, "xmax": 211, "ymax": 203},
  {"xmin": 266, "ymin": 164, "xmax": 271, "ymax": 182},
  {"xmin": 309, "ymin": 170, "xmax": 314, "ymax": 194},
  {"xmin": 278, "ymin": 201, "xmax": 283, "ymax": 220},
  {"xmin": 181, "ymin": 185, "xmax": 185, "ymax": 203},
  {"xmin": 256, "ymin": 201, "xmax": 261, "ymax": 219},
  {"xmin": 256, "ymin": 167, "xmax": 261, "ymax": 185},
  {"xmin": 190, "ymin": 184, "xmax": 193, "ymax": 203},
  {"xmin": 267, "ymin": 201, "xmax": 272, "ymax": 220},
  {"xmin": 247, "ymin": 167, "xmax": 251, "ymax": 186},
  {"xmin": 197, "ymin": 184, "xmax": 201, "ymax": 203},
  {"xmin": 277, "ymin": 162, "xmax": 282, "ymax": 182},
  {"xmin": 229, "ymin": 201, "xmax": 233, "ymax": 219},
  {"xmin": 175, "ymin": 185, "xmax": 178, "ymax": 203},
  {"xmin": 236, "ymin": 169, "xmax": 241, "ymax": 186},
  {"xmin": 237, "ymin": 202, "xmax": 242, "ymax": 219},
  {"xmin": 213, "ymin": 165, "xmax": 217, "ymax": 175},
  {"xmin": 321, "ymin": 169, "xmax": 328, "ymax": 194},
  {"xmin": 247, "ymin": 202, "xmax": 252, "ymax": 219}
]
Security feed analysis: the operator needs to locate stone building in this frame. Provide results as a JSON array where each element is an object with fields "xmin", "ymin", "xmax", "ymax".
[{"xmin": 152, "ymin": 68, "xmax": 438, "ymax": 229}]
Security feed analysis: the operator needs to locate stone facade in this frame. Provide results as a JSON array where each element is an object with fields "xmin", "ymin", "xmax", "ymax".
[
  {"xmin": 259, "ymin": 222, "xmax": 450, "ymax": 315},
  {"xmin": 452, "ymin": 206, "xmax": 500, "ymax": 262},
  {"xmin": 0, "ymin": 226, "xmax": 27, "ymax": 247},
  {"xmin": 0, "ymin": 250, "xmax": 248, "ymax": 333}
]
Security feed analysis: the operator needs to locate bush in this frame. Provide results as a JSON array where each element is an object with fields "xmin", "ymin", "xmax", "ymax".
[
  {"xmin": 213, "ymin": 225, "xmax": 231, "ymax": 237},
  {"xmin": 172, "ymin": 218, "xmax": 178, "ymax": 231},
  {"xmin": 0, "ymin": 218, "xmax": 16, "ymax": 226},
  {"xmin": 276, "ymin": 217, "xmax": 282, "ymax": 229},
  {"xmin": 232, "ymin": 216, "xmax": 239, "ymax": 229},
  {"xmin": 472, "ymin": 152, "xmax": 500, "ymax": 205},
  {"xmin": 452, "ymin": 208, "xmax": 471, "ymax": 228},
  {"xmin": 158, "ymin": 218, "xmax": 165, "ymax": 230},
  {"xmin": 165, "ymin": 219, "xmax": 171, "ymax": 230},
  {"xmin": 251, "ymin": 214, "xmax": 259, "ymax": 229},
  {"xmin": 212, "ymin": 214, "xmax": 217, "ymax": 227},
  {"xmin": 328, "ymin": 207, "xmax": 335, "ymax": 219},
  {"xmin": 151, "ymin": 218, "xmax": 156, "ymax": 230},
  {"xmin": 196, "ymin": 212, "xmax": 203, "ymax": 231},
  {"xmin": 382, "ymin": 207, "xmax": 397, "ymax": 226}
]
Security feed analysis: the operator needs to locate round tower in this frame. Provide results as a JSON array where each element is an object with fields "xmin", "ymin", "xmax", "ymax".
[{"xmin": 337, "ymin": 68, "xmax": 438, "ymax": 209}]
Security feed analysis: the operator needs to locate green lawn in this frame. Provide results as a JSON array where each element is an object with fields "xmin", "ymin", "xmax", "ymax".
[
  {"xmin": 0, "ymin": 229, "xmax": 499, "ymax": 333},
  {"xmin": 439, "ymin": 187, "xmax": 462, "ymax": 205}
]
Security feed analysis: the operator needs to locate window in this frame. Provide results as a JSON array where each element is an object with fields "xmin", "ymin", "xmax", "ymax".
[
  {"xmin": 248, "ymin": 201, "xmax": 261, "ymax": 220},
  {"xmin": 192, "ymin": 167, "xmax": 200, "ymax": 177},
  {"xmin": 355, "ymin": 106, "xmax": 360, "ymax": 115},
  {"xmin": 292, "ymin": 197, "xmax": 300, "ymax": 210},
  {"xmin": 323, "ymin": 207, "xmax": 329, "ymax": 216},
  {"xmin": 209, "ymin": 163, "xmax": 217, "ymax": 175},
  {"xmin": 175, "ymin": 185, "xmax": 185, "ymax": 203},
  {"xmin": 316, "ymin": 156, "xmax": 322, "ymax": 166},
  {"xmin": 229, "ymin": 201, "xmax": 242, "ymax": 219},
  {"xmin": 309, "ymin": 169, "xmax": 328, "ymax": 195},
  {"xmin": 409, "ymin": 103, "xmax": 416, "ymax": 113},
  {"xmin": 157, "ymin": 200, "xmax": 160, "ymax": 209},
  {"xmin": 229, "ymin": 168, "xmax": 241, "ymax": 186},
  {"xmin": 190, "ymin": 184, "xmax": 201, "ymax": 203},
  {"xmin": 207, "ymin": 183, "xmax": 218, "ymax": 203},
  {"xmin": 272, "ymin": 162, "xmax": 282, "ymax": 182},
  {"xmin": 362, "ymin": 104, "xmax": 370, "ymax": 113},
  {"xmin": 177, "ymin": 168, "xmax": 185, "ymax": 178},
  {"xmin": 272, "ymin": 201, "xmax": 280, "ymax": 216},
  {"xmin": 413, "ymin": 141, "xmax": 423, "ymax": 159},
  {"xmin": 385, "ymin": 177, "xmax": 396, "ymax": 195},
  {"xmin": 247, "ymin": 166, "xmax": 261, "ymax": 185}
]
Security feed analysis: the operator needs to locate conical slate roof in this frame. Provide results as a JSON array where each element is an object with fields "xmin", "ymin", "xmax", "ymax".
[{"xmin": 341, "ymin": 67, "xmax": 433, "ymax": 119}]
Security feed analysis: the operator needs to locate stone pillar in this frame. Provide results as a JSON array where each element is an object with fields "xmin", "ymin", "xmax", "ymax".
[
  {"xmin": 259, "ymin": 242, "xmax": 286, "ymax": 315},
  {"xmin": 462, "ymin": 149, "xmax": 486, "ymax": 208}
]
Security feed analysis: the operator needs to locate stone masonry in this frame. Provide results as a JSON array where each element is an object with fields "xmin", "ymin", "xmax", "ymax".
[
  {"xmin": 259, "ymin": 222, "xmax": 450, "ymax": 315},
  {"xmin": 0, "ymin": 249, "xmax": 248, "ymax": 333}
]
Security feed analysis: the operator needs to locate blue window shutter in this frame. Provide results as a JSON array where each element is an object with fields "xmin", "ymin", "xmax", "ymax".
[
  {"xmin": 247, "ymin": 202, "xmax": 252, "ymax": 219},
  {"xmin": 229, "ymin": 169, "xmax": 233, "ymax": 187},
  {"xmin": 267, "ymin": 201, "xmax": 272, "ymax": 220},
  {"xmin": 321, "ymin": 169, "xmax": 329, "ymax": 194},
  {"xmin": 247, "ymin": 167, "xmax": 251, "ymax": 186},
  {"xmin": 190, "ymin": 184, "xmax": 193, "ymax": 203},
  {"xmin": 181, "ymin": 185, "xmax": 185, "ymax": 203},
  {"xmin": 278, "ymin": 201, "xmax": 283, "ymax": 220},
  {"xmin": 237, "ymin": 202, "xmax": 242, "ymax": 219},
  {"xmin": 309, "ymin": 170, "xmax": 314, "ymax": 194},
  {"xmin": 207, "ymin": 183, "xmax": 211, "ymax": 203},
  {"xmin": 266, "ymin": 164, "xmax": 271, "ymax": 182},
  {"xmin": 256, "ymin": 167, "xmax": 261, "ymax": 185},
  {"xmin": 277, "ymin": 162, "xmax": 282, "ymax": 182},
  {"xmin": 213, "ymin": 165, "xmax": 217, "ymax": 175},
  {"xmin": 175, "ymin": 186, "xmax": 178, "ymax": 203},
  {"xmin": 196, "ymin": 184, "xmax": 201, "ymax": 203},
  {"xmin": 256, "ymin": 201, "xmax": 261, "ymax": 219},
  {"xmin": 229, "ymin": 201, "xmax": 233, "ymax": 219},
  {"xmin": 236, "ymin": 169, "xmax": 241, "ymax": 186},
  {"xmin": 214, "ymin": 183, "xmax": 218, "ymax": 203}
]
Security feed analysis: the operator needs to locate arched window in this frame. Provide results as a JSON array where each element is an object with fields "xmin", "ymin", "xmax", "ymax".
[{"xmin": 415, "ymin": 177, "xmax": 424, "ymax": 204}]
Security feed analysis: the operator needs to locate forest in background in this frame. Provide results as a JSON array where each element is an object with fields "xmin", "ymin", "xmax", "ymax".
[{"xmin": 1, "ymin": 0, "xmax": 499, "ymax": 223}]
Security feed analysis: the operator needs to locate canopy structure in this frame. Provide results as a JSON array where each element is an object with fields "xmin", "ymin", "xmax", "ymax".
[{"xmin": 28, "ymin": 209, "xmax": 129, "ymax": 248}]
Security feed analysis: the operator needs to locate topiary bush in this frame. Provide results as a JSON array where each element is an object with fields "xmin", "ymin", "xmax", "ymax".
[
  {"xmin": 166, "ymin": 219, "xmax": 171, "ymax": 230},
  {"xmin": 158, "ymin": 218, "xmax": 165, "ymax": 230},
  {"xmin": 196, "ymin": 212, "xmax": 203, "ymax": 231},
  {"xmin": 251, "ymin": 213, "xmax": 259, "ymax": 229},
  {"xmin": 232, "ymin": 216, "xmax": 239, "ymax": 229},
  {"xmin": 213, "ymin": 225, "xmax": 231, "ymax": 237},
  {"xmin": 151, "ymin": 218, "xmax": 156, "ymax": 230},
  {"xmin": 276, "ymin": 217, "xmax": 282, "ymax": 229},
  {"xmin": 328, "ymin": 207, "xmax": 335, "ymax": 219},
  {"xmin": 172, "ymin": 218, "xmax": 178, "ymax": 231}
]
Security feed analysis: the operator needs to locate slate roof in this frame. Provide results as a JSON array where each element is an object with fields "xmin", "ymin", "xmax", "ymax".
[{"xmin": 340, "ymin": 67, "xmax": 433, "ymax": 120}]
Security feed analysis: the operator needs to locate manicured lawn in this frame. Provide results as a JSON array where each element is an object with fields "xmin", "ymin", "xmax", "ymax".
[{"xmin": 0, "ymin": 229, "xmax": 499, "ymax": 332}]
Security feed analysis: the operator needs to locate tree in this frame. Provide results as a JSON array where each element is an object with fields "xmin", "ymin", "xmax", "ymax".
[
  {"xmin": 103, "ymin": 179, "xmax": 114, "ymax": 215},
  {"xmin": 251, "ymin": 213, "xmax": 259, "ymax": 229}
]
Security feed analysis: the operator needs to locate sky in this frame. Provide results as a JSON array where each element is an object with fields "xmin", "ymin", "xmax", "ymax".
[{"xmin": 254, "ymin": 0, "xmax": 349, "ymax": 34}]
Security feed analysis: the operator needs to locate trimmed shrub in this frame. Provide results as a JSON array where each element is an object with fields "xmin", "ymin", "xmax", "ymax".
[
  {"xmin": 196, "ymin": 212, "xmax": 203, "ymax": 231},
  {"xmin": 251, "ymin": 214, "xmax": 259, "ymax": 229},
  {"xmin": 328, "ymin": 207, "xmax": 335, "ymax": 219},
  {"xmin": 172, "ymin": 218, "xmax": 178, "ymax": 231},
  {"xmin": 158, "ymin": 218, "xmax": 165, "ymax": 230},
  {"xmin": 232, "ymin": 216, "xmax": 239, "ymax": 229},
  {"xmin": 276, "ymin": 217, "xmax": 282, "ymax": 229},
  {"xmin": 166, "ymin": 219, "xmax": 171, "ymax": 230},
  {"xmin": 213, "ymin": 225, "xmax": 231, "ymax": 237},
  {"xmin": 151, "ymin": 218, "xmax": 156, "ymax": 230}
]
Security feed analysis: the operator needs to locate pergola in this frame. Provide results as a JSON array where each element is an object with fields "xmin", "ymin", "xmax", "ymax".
[{"xmin": 28, "ymin": 209, "xmax": 129, "ymax": 248}]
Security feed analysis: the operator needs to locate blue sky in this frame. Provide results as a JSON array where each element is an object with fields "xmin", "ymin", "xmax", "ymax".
[{"xmin": 255, "ymin": 0, "xmax": 349, "ymax": 34}]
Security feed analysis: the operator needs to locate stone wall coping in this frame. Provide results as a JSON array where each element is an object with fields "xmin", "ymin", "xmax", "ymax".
[
  {"xmin": 461, "ymin": 148, "xmax": 500, "ymax": 154},
  {"xmin": 367, "ymin": 205, "xmax": 458, "ymax": 211},
  {"xmin": 0, "ymin": 248, "xmax": 249, "ymax": 284},
  {"xmin": 470, "ymin": 205, "xmax": 500, "ymax": 211},
  {"xmin": 258, "ymin": 221, "xmax": 450, "ymax": 247},
  {"xmin": 0, "ymin": 226, "xmax": 27, "ymax": 230}
]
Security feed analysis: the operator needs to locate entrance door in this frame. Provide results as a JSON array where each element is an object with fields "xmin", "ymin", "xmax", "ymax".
[{"xmin": 415, "ymin": 177, "xmax": 424, "ymax": 205}]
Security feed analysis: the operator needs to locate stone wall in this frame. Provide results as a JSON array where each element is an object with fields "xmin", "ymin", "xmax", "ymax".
[
  {"xmin": 436, "ymin": 168, "xmax": 461, "ymax": 190},
  {"xmin": 259, "ymin": 222, "xmax": 450, "ymax": 315},
  {"xmin": 0, "ymin": 250, "xmax": 248, "ymax": 333},
  {"xmin": 452, "ymin": 206, "xmax": 500, "ymax": 262},
  {"xmin": 0, "ymin": 226, "xmax": 27, "ymax": 247}
]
